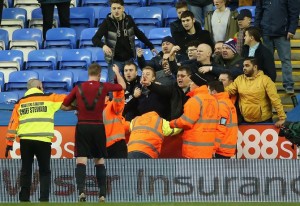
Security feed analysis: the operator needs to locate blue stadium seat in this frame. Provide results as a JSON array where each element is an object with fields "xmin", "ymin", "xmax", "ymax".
[
  {"xmin": 70, "ymin": 7, "xmax": 95, "ymax": 39},
  {"xmin": 44, "ymin": 28, "xmax": 77, "ymax": 49},
  {"xmin": 148, "ymin": 27, "xmax": 171, "ymax": 47},
  {"xmin": 29, "ymin": 8, "xmax": 58, "ymax": 30},
  {"xmin": 0, "ymin": 92, "xmax": 19, "ymax": 104},
  {"xmin": 142, "ymin": 48, "xmax": 154, "ymax": 60},
  {"xmin": 132, "ymin": 7, "xmax": 163, "ymax": 27},
  {"xmin": 79, "ymin": 27, "xmax": 98, "ymax": 48},
  {"xmin": 92, "ymin": 48, "xmax": 108, "ymax": 70},
  {"xmin": 124, "ymin": 0, "xmax": 146, "ymax": 6},
  {"xmin": 1, "ymin": 8, "xmax": 27, "ymax": 40},
  {"xmin": 0, "ymin": 72, "xmax": 4, "ymax": 92},
  {"xmin": 148, "ymin": 0, "xmax": 176, "ymax": 6},
  {"xmin": 42, "ymin": 70, "xmax": 73, "ymax": 93},
  {"xmin": 81, "ymin": 0, "xmax": 108, "ymax": 7},
  {"xmin": 73, "ymin": 70, "xmax": 89, "ymax": 85},
  {"xmin": 5, "ymin": 71, "xmax": 39, "ymax": 95},
  {"xmin": 0, "ymin": 29, "xmax": 9, "ymax": 50},
  {"xmin": 165, "ymin": 7, "xmax": 177, "ymax": 27},
  {"xmin": 58, "ymin": 49, "xmax": 92, "ymax": 71},
  {"xmin": 10, "ymin": 28, "xmax": 43, "ymax": 61},
  {"xmin": 14, "ymin": 0, "xmax": 40, "ymax": 20},
  {"xmin": 236, "ymin": 6, "xmax": 256, "ymax": 22},
  {"xmin": 26, "ymin": 49, "xmax": 57, "ymax": 79},
  {"xmin": 0, "ymin": 50, "xmax": 24, "ymax": 71}
]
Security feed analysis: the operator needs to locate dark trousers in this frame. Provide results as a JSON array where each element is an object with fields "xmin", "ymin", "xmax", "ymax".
[
  {"xmin": 19, "ymin": 139, "xmax": 51, "ymax": 202},
  {"xmin": 0, "ymin": 0, "xmax": 3, "ymax": 23},
  {"xmin": 107, "ymin": 140, "xmax": 128, "ymax": 158},
  {"xmin": 215, "ymin": 153, "xmax": 231, "ymax": 159},
  {"xmin": 128, "ymin": 151, "xmax": 152, "ymax": 159},
  {"xmin": 40, "ymin": 1, "xmax": 70, "ymax": 39}
]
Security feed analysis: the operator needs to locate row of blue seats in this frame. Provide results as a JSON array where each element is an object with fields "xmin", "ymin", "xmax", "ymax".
[
  {"xmin": 4, "ymin": 0, "xmax": 178, "ymax": 9},
  {"xmin": 1, "ymin": 6, "xmax": 257, "ymax": 30},
  {"xmin": 0, "ymin": 69, "xmax": 108, "ymax": 95},
  {"xmin": 0, "ymin": 27, "xmax": 168, "ymax": 51}
]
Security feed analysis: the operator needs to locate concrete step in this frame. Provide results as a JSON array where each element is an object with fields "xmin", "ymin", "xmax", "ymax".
[
  {"xmin": 274, "ymin": 50, "xmax": 300, "ymax": 61},
  {"xmin": 278, "ymin": 93, "xmax": 295, "ymax": 104},
  {"xmin": 276, "ymin": 71, "xmax": 300, "ymax": 82},
  {"xmin": 276, "ymin": 82, "xmax": 300, "ymax": 91},
  {"xmin": 275, "ymin": 60, "xmax": 300, "ymax": 68},
  {"xmin": 295, "ymin": 29, "xmax": 300, "ymax": 39},
  {"xmin": 291, "ymin": 39, "xmax": 300, "ymax": 48}
]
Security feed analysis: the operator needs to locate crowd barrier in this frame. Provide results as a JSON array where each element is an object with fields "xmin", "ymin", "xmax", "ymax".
[
  {"xmin": 0, "ymin": 124, "xmax": 297, "ymax": 159},
  {"xmin": 0, "ymin": 159, "xmax": 299, "ymax": 202}
]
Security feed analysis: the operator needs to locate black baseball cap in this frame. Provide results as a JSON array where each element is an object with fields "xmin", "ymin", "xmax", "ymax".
[{"xmin": 237, "ymin": 9, "xmax": 252, "ymax": 21}]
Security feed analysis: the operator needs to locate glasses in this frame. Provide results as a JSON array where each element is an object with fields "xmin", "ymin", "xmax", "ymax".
[{"xmin": 186, "ymin": 48, "xmax": 197, "ymax": 53}]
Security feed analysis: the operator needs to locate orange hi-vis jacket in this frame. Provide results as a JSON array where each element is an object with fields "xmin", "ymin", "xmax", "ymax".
[
  {"xmin": 214, "ymin": 92, "xmax": 238, "ymax": 157},
  {"xmin": 6, "ymin": 88, "xmax": 65, "ymax": 146},
  {"xmin": 170, "ymin": 85, "xmax": 219, "ymax": 159},
  {"xmin": 128, "ymin": 111, "xmax": 181, "ymax": 158},
  {"xmin": 103, "ymin": 90, "xmax": 126, "ymax": 148}
]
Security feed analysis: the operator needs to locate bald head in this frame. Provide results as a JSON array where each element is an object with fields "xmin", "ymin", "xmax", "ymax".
[
  {"xmin": 27, "ymin": 79, "xmax": 42, "ymax": 90},
  {"xmin": 197, "ymin": 43, "xmax": 213, "ymax": 63}
]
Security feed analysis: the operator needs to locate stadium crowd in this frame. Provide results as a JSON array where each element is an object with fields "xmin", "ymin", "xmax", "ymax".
[{"xmin": 2, "ymin": 0, "xmax": 300, "ymax": 203}]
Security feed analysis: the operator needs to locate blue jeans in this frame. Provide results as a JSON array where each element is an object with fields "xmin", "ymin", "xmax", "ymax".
[
  {"xmin": 262, "ymin": 36, "xmax": 294, "ymax": 90},
  {"xmin": 107, "ymin": 59, "xmax": 133, "ymax": 83},
  {"xmin": 187, "ymin": 3, "xmax": 213, "ymax": 27}
]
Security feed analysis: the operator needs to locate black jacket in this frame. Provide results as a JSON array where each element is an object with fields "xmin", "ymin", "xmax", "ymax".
[
  {"xmin": 186, "ymin": 0, "xmax": 212, "ymax": 7},
  {"xmin": 123, "ymin": 76, "xmax": 141, "ymax": 121},
  {"xmin": 242, "ymin": 43, "xmax": 276, "ymax": 82},
  {"xmin": 255, "ymin": 0, "xmax": 300, "ymax": 36},
  {"xmin": 92, "ymin": 13, "xmax": 154, "ymax": 63},
  {"xmin": 212, "ymin": 54, "xmax": 244, "ymax": 79},
  {"xmin": 147, "ymin": 82, "xmax": 190, "ymax": 120}
]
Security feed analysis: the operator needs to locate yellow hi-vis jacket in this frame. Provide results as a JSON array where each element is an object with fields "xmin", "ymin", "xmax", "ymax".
[{"xmin": 6, "ymin": 88, "xmax": 66, "ymax": 146}]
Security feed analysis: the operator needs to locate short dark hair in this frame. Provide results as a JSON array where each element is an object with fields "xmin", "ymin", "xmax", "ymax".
[
  {"xmin": 244, "ymin": 26, "xmax": 261, "ymax": 42},
  {"xmin": 220, "ymin": 70, "xmax": 233, "ymax": 81},
  {"xmin": 124, "ymin": 61, "xmax": 137, "ymax": 71},
  {"xmin": 208, "ymin": 81, "xmax": 225, "ymax": 93},
  {"xmin": 142, "ymin": 66, "xmax": 156, "ymax": 78},
  {"xmin": 110, "ymin": 0, "xmax": 124, "ymax": 6},
  {"xmin": 180, "ymin": 10, "xmax": 194, "ymax": 19},
  {"xmin": 186, "ymin": 40, "xmax": 200, "ymax": 48},
  {"xmin": 178, "ymin": 66, "xmax": 191, "ymax": 75},
  {"xmin": 88, "ymin": 63, "xmax": 101, "ymax": 76},
  {"xmin": 175, "ymin": 1, "xmax": 188, "ymax": 10},
  {"xmin": 244, "ymin": 57, "xmax": 258, "ymax": 66}
]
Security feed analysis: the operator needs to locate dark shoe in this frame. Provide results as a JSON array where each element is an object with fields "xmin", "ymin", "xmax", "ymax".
[{"xmin": 39, "ymin": 198, "xmax": 49, "ymax": 202}]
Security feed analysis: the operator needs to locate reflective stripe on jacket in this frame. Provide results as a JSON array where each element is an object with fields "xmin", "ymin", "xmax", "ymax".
[
  {"xmin": 170, "ymin": 85, "xmax": 219, "ymax": 159},
  {"xmin": 103, "ymin": 90, "xmax": 126, "ymax": 148},
  {"xmin": 128, "ymin": 111, "xmax": 164, "ymax": 158},
  {"xmin": 214, "ymin": 92, "xmax": 238, "ymax": 157},
  {"xmin": 6, "ymin": 88, "xmax": 65, "ymax": 146}
]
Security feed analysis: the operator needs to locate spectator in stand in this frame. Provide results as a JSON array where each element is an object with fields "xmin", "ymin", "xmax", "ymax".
[
  {"xmin": 219, "ymin": 70, "xmax": 233, "ymax": 87},
  {"xmin": 242, "ymin": 26, "xmax": 276, "ymax": 82},
  {"xmin": 213, "ymin": 41, "xmax": 224, "ymax": 57},
  {"xmin": 122, "ymin": 62, "xmax": 141, "ymax": 121},
  {"xmin": 169, "ymin": 73, "xmax": 218, "ymax": 159},
  {"xmin": 140, "ymin": 66, "xmax": 191, "ymax": 120},
  {"xmin": 92, "ymin": 0, "xmax": 156, "ymax": 84},
  {"xmin": 177, "ymin": 41, "xmax": 201, "ymax": 66},
  {"xmin": 234, "ymin": 9, "xmax": 252, "ymax": 54},
  {"xmin": 137, "ymin": 36, "xmax": 182, "ymax": 86},
  {"xmin": 186, "ymin": 0, "xmax": 214, "ymax": 26},
  {"xmin": 200, "ymin": 39, "xmax": 244, "ymax": 79},
  {"xmin": 172, "ymin": 10, "xmax": 214, "ymax": 58},
  {"xmin": 127, "ymin": 111, "xmax": 182, "ymax": 158},
  {"xmin": 208, "ymin": 81, "xmax": 238, "ymax": 159},
  {"xmin": 205, "ymin": 0, "xmax": 239, "ymax": 43},
  {"xmin": 133, "ymin": 66, "xmax": 169, "ymax": 119},
  {"xmin": 38, "ymin": 0, "xmax": 70, "ymax": 40},
  {"xmin": 169, "ymin": 43, "xmax": 219, "ymax": 82},
  {"xmin": 226, "ymin": 57, "xmax": 286, "ymax": 127},
  {"xmin": 255, "ymin": 0, "xmax": 300, "ymax": 94}
]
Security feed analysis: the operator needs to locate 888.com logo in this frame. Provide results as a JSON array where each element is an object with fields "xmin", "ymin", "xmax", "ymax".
[{"xmin": 236, "ymin": 128, "xmax": 297, "ymax": 159}]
